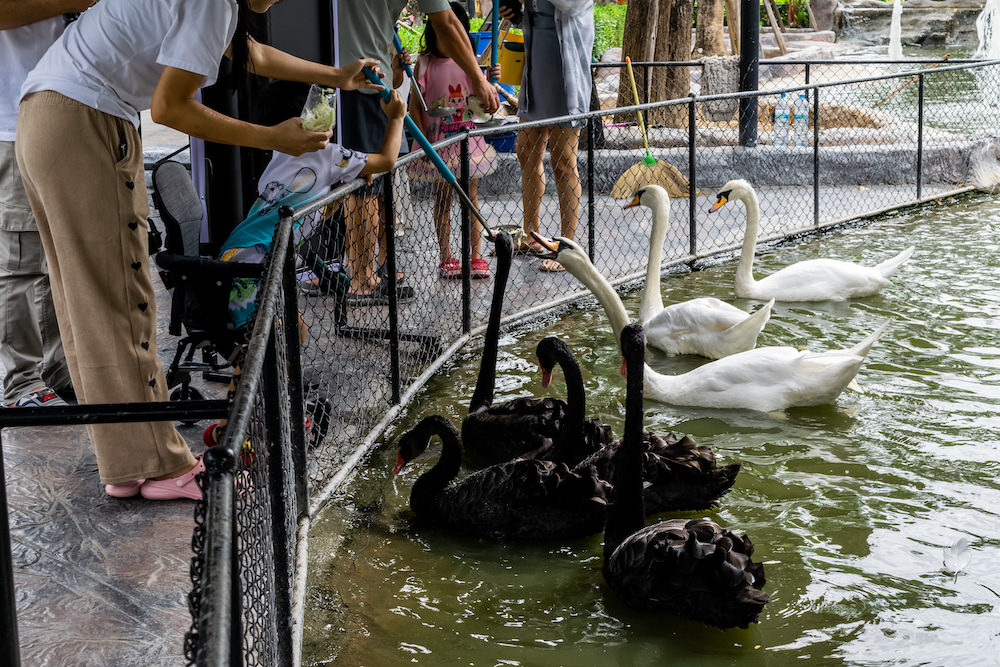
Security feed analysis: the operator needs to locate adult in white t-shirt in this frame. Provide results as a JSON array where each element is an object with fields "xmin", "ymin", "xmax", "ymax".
[
  {"xmin": 14, "ymin": 0, "xmax": 384, "ymax": 502},
  {"xmin": 0, "ymin": 3, "xmax": 88, "ymax": 410}
]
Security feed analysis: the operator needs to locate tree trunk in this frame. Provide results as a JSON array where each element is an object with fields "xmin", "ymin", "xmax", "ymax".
[
  {"xmin": 648, "ymin": 0, "xmax": 693, "ymax": 126},
  {"xmin": 693, "ymin": 0, "xmax": 727, "ymax": 58},
  {"xmin": 615, "ymin": 0, "xmax": 658, "ymax": 113}
]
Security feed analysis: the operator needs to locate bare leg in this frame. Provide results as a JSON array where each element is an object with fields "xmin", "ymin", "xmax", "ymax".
[
  {"xmin": 516, "ymin": 125, "xmax": 550, "ymax": 238},
  {"xmin": 548, "ymin": 126, "xmax": 582, "ymax": 241},
  {"xmin": 432, "ymin": 180, "xmax": 452, "ymax": 263},
  {"xmin": 345, "ymin": 193, "xmax": 379, "ymax": 295}
]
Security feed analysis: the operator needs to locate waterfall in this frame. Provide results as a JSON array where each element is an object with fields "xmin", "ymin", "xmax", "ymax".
[
  {"xmin": 888, "ymin": 0, "xmax": 903, "ymax": 60},
  {"xmin": 976, "ymin": 0, "xmax": 1000, "ymax": 59}
]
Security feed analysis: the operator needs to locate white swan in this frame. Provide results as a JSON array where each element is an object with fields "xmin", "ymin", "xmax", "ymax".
[
  {"xmin": 532, "ymin": 232, "xmax": 890, "ymax": 412},
  {"xmin": 711, "ymin": 179, "xmax": 915, "ymax": 302},
  {"xmin": 626, "ymin": 185, "xmax": 774, "ymax": 359}
]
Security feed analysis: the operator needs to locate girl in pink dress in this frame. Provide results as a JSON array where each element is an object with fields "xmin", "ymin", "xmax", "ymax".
[{"xmin": 409, "ymin": 1, "xmax": 498, "ymax": 279}]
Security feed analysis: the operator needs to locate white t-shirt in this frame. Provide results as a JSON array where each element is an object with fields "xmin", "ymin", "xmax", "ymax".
[
  {"xmin": 0, "ymin": 17, "xmax": 64, "ymax": 141},
  {"xmin": 21, "ymin": 0, "xmax": 238, "ymax": 128}
]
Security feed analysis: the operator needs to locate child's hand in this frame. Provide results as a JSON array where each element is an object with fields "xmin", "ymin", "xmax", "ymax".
[
  {"xmin": 391, "ymin": 50, "xmax": 411, "ymax": 88},
  {"xmin": 487, "ymin": 64, "xmax": 501, "ymax": 82},
  {"xmin": 381, "ymin": 91, "xmax": 407, "ymax": 120}
]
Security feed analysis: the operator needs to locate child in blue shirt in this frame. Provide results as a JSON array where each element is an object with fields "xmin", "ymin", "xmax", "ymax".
[{"xmin": 220, "ymin": 81, "xmax": 405, "ymax": 329}]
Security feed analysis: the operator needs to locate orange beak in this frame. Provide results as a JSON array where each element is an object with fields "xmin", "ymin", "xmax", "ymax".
[
  {"xmin": 710, "ymin": 195, "xmax": 728, "ymax": 212},
  {"xmin": 624, "ymin": 192, "xmax": 641, "ymax": 209},
  {"xmin": 392, "ymin": 450, "xmax": 405, "ymax": 475}
]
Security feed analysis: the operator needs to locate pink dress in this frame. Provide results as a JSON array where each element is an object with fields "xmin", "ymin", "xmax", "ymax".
[{"xmin": 410, "ymin": 54, "xmax": 496, "ymax": 181}]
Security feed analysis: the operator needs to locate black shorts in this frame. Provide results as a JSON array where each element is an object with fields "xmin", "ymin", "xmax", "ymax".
[{"xmin": 339, "ymin": 90, "xmax": 386, "ymax": 196}]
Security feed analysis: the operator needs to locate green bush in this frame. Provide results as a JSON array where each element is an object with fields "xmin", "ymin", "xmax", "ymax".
[{"xmin": 593, "ymin": 4, "xmax": 627, "ymax": 60}]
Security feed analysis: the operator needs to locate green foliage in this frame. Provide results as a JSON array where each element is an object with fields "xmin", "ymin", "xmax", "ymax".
[
  {"xmin": 593, "ymin": 4, "xmax": 627, "ymax": 60},
  {"xmin": 398, "ymin": 5, "xmax": 625, "ymax": 62}
]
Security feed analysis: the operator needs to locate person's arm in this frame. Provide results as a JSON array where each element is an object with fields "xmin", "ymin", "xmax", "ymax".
[
  {"xmin": 426, "ymin": 10, "xmax": 500, "ymax": 114},
  {"xmin": 407, "ymin": 61, "xmax": 427, "ymax": 137},
  {"xmin": 0, "ymin": 0, "xmax": 92, "ymax": 30},
  {"xmin": 151, "ymin": 67, "xmax": 330, "ymax": 156},
  {"xmin": 362, "ymin": 92, "xmax": 406, "ymax": 176},
  {"xmin": 244, "ymin": 38, "xmax": 384, "ymax": 92}
]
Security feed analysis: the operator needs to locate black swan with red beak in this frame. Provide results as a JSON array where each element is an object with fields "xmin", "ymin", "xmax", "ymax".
[
  {"xmin": 602, "ymin": 323, "xmax": 770, "ymax": 629},
  {"xmin": 461, "ymin": 230, "xmax": 610, "ymax": 463},
  {"xmin": 535, "ymin": 336, "xmax": 741, "ymax": 513},
  {"xmin": 393, "ymin": 414, "xmax": 610, "ymax": 540}
]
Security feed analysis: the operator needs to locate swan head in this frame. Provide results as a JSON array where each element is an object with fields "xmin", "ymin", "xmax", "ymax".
[
  {"xmin": 623, "ymin": 184, "xmax": 670, "ymax": 210},
  {"xmin": 710, "ymin": 178, "xmax": 754, "ymax": 212},
  {"xmin": 619, "ymin": 322, "xmax": 645, "ymax": 378},
  {"xmin": 393, "ymin": 415, "xmax": 454, "ymax": 474},
  {"xmin": 530, "ymin": 232, "xmax": 589, "ymax": 274},
  {"xmin": 535, "ymin": 336, "xmax": 574, "ymax": 387},
  {"xmin": 490, "ymin": 229, "xmax": 514, "ymax": 261}
]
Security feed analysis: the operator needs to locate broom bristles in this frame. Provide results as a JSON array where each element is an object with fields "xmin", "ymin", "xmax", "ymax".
[{"xmin": 611, "ymin": 160, "xmax": 690, "ymax": 199}]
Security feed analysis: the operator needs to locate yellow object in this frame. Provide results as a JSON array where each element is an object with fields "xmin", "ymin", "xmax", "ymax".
[
  {"xmin": 611, "ymin": 56, "xmax": 690, "ymax": 198},
  {"xmin": 498, "ymin": 32, "xmax": 524, "ymax": 86}
]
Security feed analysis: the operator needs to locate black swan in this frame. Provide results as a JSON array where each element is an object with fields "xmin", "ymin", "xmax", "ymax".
[
  {"xmin": 603, "ymin": 323, "xmax": 770, "ymax": 629},
  {"xmin": 535, "ymin": 337, "xmax": 740, "ymax": 513},
  {"xmin": 532, "ymin": 336, "xmax": 613, "ymax": 465},
  {"xmin": 394, "ymin": 414, "xmax": 611, "ymax": 540},
  {"xmin": 461, "ymin": 231, "xmax": 570, "ymax": 462}
]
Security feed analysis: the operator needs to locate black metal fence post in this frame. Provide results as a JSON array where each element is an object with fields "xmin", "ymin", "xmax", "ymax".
[
  {"xmin": 813, "ymin": 85, "xmax": 820, "ymax": 226},
  {"xmin": 739, "ymin": 0, "xmax": 760, "ymax": 146},
  {"xmin": 916, "ymin": 73, "xmax": 925, "ymax": 200},
  {"xmin": 382, "ymin": 173, "xmax": 402, "ymax": 404},
  {"xmin": 460, "ymin": 136, "xmax": 472, "ymax": 333},
  {"xmin": 688, "ymin": 95, "xmax": 698, "ymax": 256},
  {"xmin": 263, "ymin": 326, "xmax": 294, "ymax": 667},
  {"xmin": 281, "ymin": 233, "xmax": 308, "ymax": 514},
  {"xmin": 587, "ymin": 116, "xmax": 596, "ymax": 262},
  {"xmin": 0, "ymin": 433, "xmax": 21, "ymax": 667}
]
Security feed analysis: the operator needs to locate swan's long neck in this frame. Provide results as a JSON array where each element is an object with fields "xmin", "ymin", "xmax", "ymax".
[
  {"xmin": 568, "ymin": 257, "xmax": 631, "ymax": 352},
  {"xmin": 469, "ymin": 240, "xmax": 512, "ymax": 413},
  {"xmin": 604, "ymin": 339, "xmax": 646, "ymax": 562},
  {"xmin": 639, "ymin": 198, "xmax": 669, "ymax": 323},
  {"xmin": 546, "ymin": 347, "xmax": 587, "ymax": 460},
  {"xmin": 735, "ymin": 187, "xmax": 760, "ymax": 292},
  {"xmin": 410, "ymin": 416, "xmax": 462, "ymax": 515}
]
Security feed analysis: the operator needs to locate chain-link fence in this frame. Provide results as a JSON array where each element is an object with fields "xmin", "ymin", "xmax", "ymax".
[{"xmin": 183, "ymin": 57, "xmax": 1000, "ymax": 665}]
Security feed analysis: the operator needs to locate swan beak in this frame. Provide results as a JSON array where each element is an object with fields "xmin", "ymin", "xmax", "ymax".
[
  {"xmin": 392, "ymin": 450, "xmax": 406, "ymax": 475},
  {"xmin": 529, "ymin": 231, "xmax": 559, "ymax": 259},
  {"xmin": 624, "ymin": 193, "xmax": 641, "ymax": 208},
  {"xmin": 541, "ymin": 366, "xmax": 552, "ymax": 387},
  {"xmin": 620, "ymin": 356, "xmax": 627, "ymax": 378},
  {"xmin": 710, "ymin": 194, "xmax": 728, "ymax": 212}
]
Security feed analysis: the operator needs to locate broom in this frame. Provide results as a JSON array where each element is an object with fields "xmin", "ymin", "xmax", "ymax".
[{"xmin": 610, "ymin": 57, "xmax": 689, "ymax": 199}]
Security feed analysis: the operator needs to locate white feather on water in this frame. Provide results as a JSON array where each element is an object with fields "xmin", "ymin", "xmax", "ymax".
[{"xmin": 943, "ymin": 537, "xmax": 972, "ymax": 583}]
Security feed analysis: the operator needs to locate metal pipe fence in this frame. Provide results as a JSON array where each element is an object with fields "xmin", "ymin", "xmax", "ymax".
[{"xmin": 2, "ymin": 57, "xmax": 998, "ymax": 667}]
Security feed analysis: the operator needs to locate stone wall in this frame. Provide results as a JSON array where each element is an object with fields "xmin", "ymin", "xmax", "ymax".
[{"xmin": 835, "ymin": 0, "xmax": 986, "ymax": 48}]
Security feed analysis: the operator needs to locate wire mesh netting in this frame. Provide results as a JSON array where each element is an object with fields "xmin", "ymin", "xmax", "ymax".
[{"xmin": 184, "ymin": 57, "xmax": 1000, "ymax": 665}]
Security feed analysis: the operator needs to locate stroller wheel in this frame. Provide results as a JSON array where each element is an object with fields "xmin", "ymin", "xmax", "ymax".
[{"xmin": 170, "ymin": 385, "xmax": 205, "ymax": 425}]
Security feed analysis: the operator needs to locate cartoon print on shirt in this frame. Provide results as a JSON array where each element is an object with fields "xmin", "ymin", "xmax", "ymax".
[{"xmin": 258, "ymin": 167, "xmax": 318, "ymax": 214}]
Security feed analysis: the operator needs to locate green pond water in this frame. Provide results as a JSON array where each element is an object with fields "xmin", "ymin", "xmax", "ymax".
[{"xmin": 303, "ymin": 194, "xmax": 1000, "ymax": 666}]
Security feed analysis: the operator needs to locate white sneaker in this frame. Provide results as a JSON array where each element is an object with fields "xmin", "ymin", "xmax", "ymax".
[{"xmin": 10, "ymin": 386, "xmax": 68, "ymax": 408}]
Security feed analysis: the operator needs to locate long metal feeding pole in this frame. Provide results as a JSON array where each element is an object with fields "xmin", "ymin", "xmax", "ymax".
[{"xmin": 362, "ymin": 67, "xmax": 497, "ymax": 241}]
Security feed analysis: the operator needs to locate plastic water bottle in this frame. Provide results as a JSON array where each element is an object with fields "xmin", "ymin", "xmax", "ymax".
[
  {"xmin": 793, "ymin": 93, "xmax": 810, "ymax": 147},
  {"xmin": 773, "ymin": 93, "xmax": 790, "ymax": 147}
]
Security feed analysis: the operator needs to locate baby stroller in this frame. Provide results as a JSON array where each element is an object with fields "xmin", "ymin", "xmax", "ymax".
[{"xmin": 151, "ymin": 156, "xmax": 331, "ymax": 446}]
